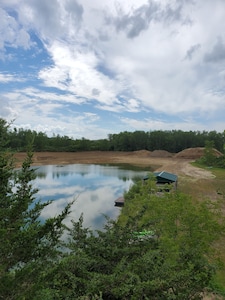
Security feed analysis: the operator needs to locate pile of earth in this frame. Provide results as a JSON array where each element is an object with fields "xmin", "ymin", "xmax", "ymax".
[
  {"xmin": 132, "ymin": 150, "xmax": 152, "ymax": 157},
  {"xmin": 175, "ymin": 147, "xmax": 223, "ymax": 159},
  {"xmin": 149, "ymin": 150, "xmax": 174, "ymax": 157},
  {"xmin": 132, "ymin": 147, "xmax": 223, "ymax": 160},
  {"xmin": 131, "ymin": 150, "xmax": 173, "ymax": 157}
]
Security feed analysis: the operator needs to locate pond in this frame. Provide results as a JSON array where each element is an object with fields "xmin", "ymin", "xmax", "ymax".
[{"xmin": 33, "ymin": 164, "xmax": 149, "ymax": 231}]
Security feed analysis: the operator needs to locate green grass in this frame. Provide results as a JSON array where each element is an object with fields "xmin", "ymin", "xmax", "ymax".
[
  {"xmin": 179, "ymin": 163, "xmax": 225, "ymax": 291},
  {"xmin": 119, "ymin": 162, "xmax": 225, "ymax": 294},
  {"xmin": 179, "ymin": 162, "xmax": 225, "ymax": 293}
]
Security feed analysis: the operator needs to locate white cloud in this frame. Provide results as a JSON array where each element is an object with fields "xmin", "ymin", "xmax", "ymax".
[
  {"xmin": 0, "ymin": 0, "xmax": 225, "ymax": 138},
  {"xmin": 15, "ymin": 0, "xmax": 83, "ymax": 41},
  {"xmin": 0, "ymin": 8, "xmax": 32, "ymax": 54},
  {"xmin": 38, "ymin": 41, "xmax": 122, "ymax": 108},
  {"xmin": 120, "ymin": 116, "xmax": 220, "ymax": 133},
  {"xmin": 184, "ymin": 44, "xmax": 201, "ymax": 60},
  {"xmin": 204, "ymin": 37, "xmax": 225, "ymax": 63},
  {"xmin": 0, "ymin": 73, "xmax": 22, "ymax": 83}
]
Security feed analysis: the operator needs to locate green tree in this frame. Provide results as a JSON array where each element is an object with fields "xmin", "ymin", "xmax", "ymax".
[
  {"xmin": 0, "ymin": 118, "xmax": 11, "ymax": 150},
  {"xmin": 0, "ymin": 120, "xmax": 72, "ymax": 299},
  {"xmin": 204, "ymin": 140, "xmax": 216, "ymax": 164}
]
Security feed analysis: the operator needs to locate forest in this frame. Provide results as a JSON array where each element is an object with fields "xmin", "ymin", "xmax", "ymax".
[
  {"xmin": 5, "ymin": 120, "xmax": 225, "ymax": 153},
  {"xmin": 1, "ymin": 118, "xmax": 225, "ymax": 299}
]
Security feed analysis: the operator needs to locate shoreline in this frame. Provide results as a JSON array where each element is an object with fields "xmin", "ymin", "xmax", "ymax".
[{"xmin": 13, "ymin": 151, "xmax": 214, "ymax": 180}]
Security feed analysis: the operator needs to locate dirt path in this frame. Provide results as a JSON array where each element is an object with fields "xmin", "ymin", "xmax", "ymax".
[{"xmin": 14, "ymin": 151, "xmax": 214, "ymax": 180}]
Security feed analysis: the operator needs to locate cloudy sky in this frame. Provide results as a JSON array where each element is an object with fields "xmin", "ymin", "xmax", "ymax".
[{"xmin": 0, "ymin": 0, "xmax": 225, "ymax": 139}]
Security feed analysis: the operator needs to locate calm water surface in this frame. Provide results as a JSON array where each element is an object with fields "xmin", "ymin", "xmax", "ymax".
[{"xmin": 34, "ymin": 164, "xmax": 149, "ymax": 231}]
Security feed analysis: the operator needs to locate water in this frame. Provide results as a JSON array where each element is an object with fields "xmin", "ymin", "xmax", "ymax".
[{"xmin": 33, "ymin": 164, "xmax": 148, "ymax": 231}]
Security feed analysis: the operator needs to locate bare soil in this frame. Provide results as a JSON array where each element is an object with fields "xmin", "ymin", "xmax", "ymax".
[{"xmin": 14, "ymin": 150, "xmax": 214, "ymax": 180}]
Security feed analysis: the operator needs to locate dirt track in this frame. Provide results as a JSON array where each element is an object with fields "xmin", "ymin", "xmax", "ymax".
[{"xmin": 14, "ymin": 151, "xmax": 214, "ymax": 180}]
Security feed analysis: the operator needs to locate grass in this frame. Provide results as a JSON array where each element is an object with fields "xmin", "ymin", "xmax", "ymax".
[
  {"xmin": 178, "ymin": 163, "xmax": 225, "ymax": 293},
  {"xmin": 179, "ymin": 162, "xmax": 225, "ymax": 294},
  {"xmin": 119, "ymin": 161, "xmax": 225, "ymax": 296}
]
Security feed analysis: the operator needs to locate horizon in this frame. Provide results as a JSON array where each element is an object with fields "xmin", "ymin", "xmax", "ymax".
[{"xmin": 7, "ymin": 124, "xmax": 225, "ymax": 141}]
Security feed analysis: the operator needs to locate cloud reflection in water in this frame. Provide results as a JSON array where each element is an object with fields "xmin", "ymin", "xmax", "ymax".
[{"xmin": 34, "ymin": 164, "xmax": 148, "ymax": 230}]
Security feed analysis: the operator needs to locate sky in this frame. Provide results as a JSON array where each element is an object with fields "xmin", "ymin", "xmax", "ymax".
[{"xmin": 0, "ymin": 0, "xmax": 225, "ymax": 140}]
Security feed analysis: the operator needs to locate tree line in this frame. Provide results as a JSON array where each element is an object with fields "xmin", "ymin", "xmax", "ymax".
[
  {"xmin": 1, "ymin": 118, "xmax": 225, "ymax": 298},
  {"xmin": 3, "ymin": 119, "xmax": 225, "ymax": 153}
]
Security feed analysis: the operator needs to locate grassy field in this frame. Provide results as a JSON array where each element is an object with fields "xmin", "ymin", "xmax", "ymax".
[{"xmin": 179, "ymin": 163, "xmax": 225, "ymax": 294}]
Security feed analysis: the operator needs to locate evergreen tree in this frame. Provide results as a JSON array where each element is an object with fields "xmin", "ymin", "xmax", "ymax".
[{"xmin": 0, "ymin": 121, "xmax": 72, "ymax": 299}]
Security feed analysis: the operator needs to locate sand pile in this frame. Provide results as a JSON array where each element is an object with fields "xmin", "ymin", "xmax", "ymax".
[
  {"xmin": 132, "ymin": 150, "xmax": 152, "ymax": 157},
  {"xmin": 132, "ymin": 149, "xmax": 173, "ymax": 158},
  {"xmin": 149, "ymin": 150, "xmax": 174, "ymax": 158},
  {"xmin": 175, "ymin": 147, "xmax": 223, "ymax": 159}
]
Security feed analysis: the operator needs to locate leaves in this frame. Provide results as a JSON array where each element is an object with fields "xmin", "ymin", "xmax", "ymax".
[{"xmin": 0, "ymin": 141, "xmax": 71, "ymax": 298}]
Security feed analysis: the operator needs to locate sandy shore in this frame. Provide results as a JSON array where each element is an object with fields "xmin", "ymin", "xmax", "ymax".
[{"xmin": 14, "ymin": 151, "xmax": 214, "ymax": 180}]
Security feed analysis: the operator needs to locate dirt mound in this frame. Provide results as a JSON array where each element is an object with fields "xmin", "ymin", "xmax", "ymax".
[
  {"xmin": 132, "ymin": 149, "xmax": 173, "ymax": 158},
  {"xmin": 149, "ymin": 150, "xmax": 174, "ymax": 158},
  {"xmin": 175, "ymin": 147, "xmax": 223, "ymax": 159},
  {"xmin": 212, "ymin": 148, "xmax": 224, "ymax": 157},
  {"xmin": 132, "ymin": 150, "xmax": 152, "ymax": 157}
]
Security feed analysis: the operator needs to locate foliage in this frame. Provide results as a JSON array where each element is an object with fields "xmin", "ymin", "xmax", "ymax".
[
  {"xmin": 117, "ymin": 177, "xmax": 225, "ymax": 298},
  {"xmin": 0, "ymin": 121, "xmax": 72, "ymax": 299},
  {"xmin": 196, "ymin": 140, "xmax": 225, "ymax": 168},
  {"xmin": 1, "ymin": 117, "xmax": 225, "ymax": 153}
]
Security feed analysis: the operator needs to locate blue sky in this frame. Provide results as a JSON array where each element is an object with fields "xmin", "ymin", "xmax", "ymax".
[{"xmin": 0, "ymin": 0, "xmax": 225, "ymax": 140}]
